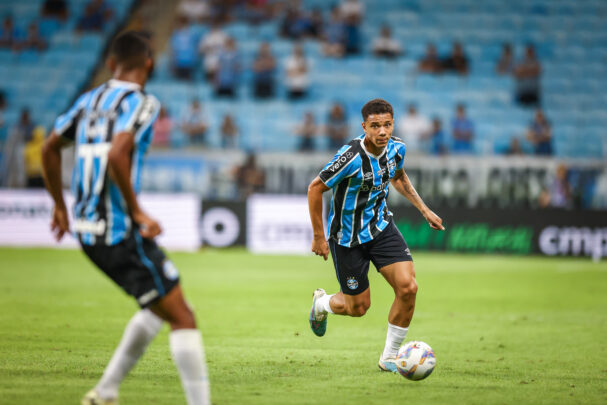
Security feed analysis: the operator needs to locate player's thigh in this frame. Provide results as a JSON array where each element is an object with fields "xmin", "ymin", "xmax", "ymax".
[
  {"xmin": 329, "ymin": 239, "xmax": 371, "ymax": 296},
  {"xmin": 378, "ymin": 260, "xmax": 416, "ymax": 293}
]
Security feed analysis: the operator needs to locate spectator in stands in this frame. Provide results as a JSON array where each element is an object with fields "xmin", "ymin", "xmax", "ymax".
[
  {"xmin": 326, "ymin": 102, "xmax": 348, "ymax": 150},
  {"xmin": 418, "ymin": 43, "xmax": 441, "ymax": 74},
  {"xmin": 322, "ymin": 7, "xmax": 345, "ymax": 58},
  {"xmin": 77, "ymin": 0, "xmax": 114, "ymax": 32},
  {"xmin": 527, "ymin": 109, "xmax": 552, "ymax": 155},
  {"xmin": 399, "ymin": 104, "xmax": 431, "ymax": 154},
  {"xmin": 41, "ymin": 0, "xmax": 68, "ymax": 22},
  {"xmin": 177, "ymin": 0, "xmax": 211, "ymax": 24},
  {"xmin": 23, "ymin": 126, "xmax": 45, "ymax": 188},
  {"xmin": 285, "ymin": 43, "xmax": 309, "ymax": 100},
  {"xmin": 429, "ymin": 117, "xmax": 447, "ymax": 156},
  {"xmin": 152, "ymin": 107, "xmax": 173, "ymax": 148},
  {"xmin": 0, "ymin": 16, "xmax": 20, "ymax": 50},
  {"xmin": 442, "ymin": 42, "xmax": 469, "ymax": 75},
  {"xmin": 280, "ymin": 6, "xmax": 308, "ymax": 40},
  {"xmin": 0, "ymin": 91, "xmax": 6, "ymax": 139},
  {"xmin": 221, "ymin": 114, "xmax": 239, "ymax": 149},
  {"xmin": 505, "ymin": 137, "xmax": 525, "ymax": 155},
  {"xmin": 340, "ymin": 0, "xmax": 364, "ymax": 55},
  {"xmin": 233, "ymin": 153, "xmax": 265, "ymax": 199},
  {"xmin": 539, "ymin": 164, "xmax": 572, "ymax": 208},
  {"xmin": 495, "ymin": 43, "xmax": 514, "ymax": 75},
  {"xmin": 252, "ymin": 42, "xmax": 276, "ymax": 99},
  {"xmin": 15, "ymin": 108, "xmax": 35, "ymax": 143},
  {"xmin": 372, "ymin": 25, "xmax": 402, "ymax": 59},
  {"xmin": 180, "ymin": 99, "xmax": 208, "ymax": 146},
  {"xmin": 238, "ymin": 0, "xmax": 271, "ymax": 25},
  {"xmin": 514, "ymin": 44, "xmax": 542, "ymax": 107},
  {"xmin": 451, "ymin": 104, "xmax": 474, "ymax": 154},
  {"xmin": 170, "ymin": 16, "xmax": 199, "ymax": 80},
  {"xmin": 198, "ymin": 22, "xmax": 227, "ymax": 81},
  {"xmin": 296, "ymin": 111, "xmax": 317, "ymax": 152},
  {"xmin": 214, "ymin": 36, "xmax": 240, "ymax": 98},
  {"xmin": 20, "ymin": 23, "xmax": 48, "ymax": 52},
  {"xmin": 307, "ymin": 8, "xmax": 324, "ymax": 39}
]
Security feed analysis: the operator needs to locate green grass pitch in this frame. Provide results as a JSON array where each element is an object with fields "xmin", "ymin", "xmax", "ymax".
[{"xmin": 0, "ymin": 247, "xmax": 606, "ymax": 404}]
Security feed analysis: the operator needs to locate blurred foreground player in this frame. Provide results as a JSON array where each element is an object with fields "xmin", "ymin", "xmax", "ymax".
[
  {"xmin": 42, "ymin": 31, "xmax": 210, "ymax": 405},
  {"xmin": 307, "ymin": 99, "xmax": 444, "ymax": 372}
]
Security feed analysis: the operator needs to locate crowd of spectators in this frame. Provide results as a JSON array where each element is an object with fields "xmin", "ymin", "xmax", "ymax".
[
  {"xmin": 417, "ymin": 42, "xmax": 469, "ymax": 75},
  {"xmin": 0, "ymin": 0, "xmax": 116, "ymax": 54}
]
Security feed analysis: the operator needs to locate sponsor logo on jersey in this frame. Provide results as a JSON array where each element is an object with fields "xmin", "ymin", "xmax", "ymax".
[
  {"xmin": 346, "ymin": 277, "xmax": 358, "ymax": 290},
  {"xmin": 363, "ymin": 171, "xmax": 373, "ymax": 180},
  {"xmin": 377, "ymin": 168, "xmax": 386, "ymax": 176},
  {"xmin": 328, "ymin": 151, "xmax": 354, "ymax": 173},
  {"xmin": 361, "ymin": 181, "xmax": 389, "ymax": 192},
  {"xmin": 388, "ymin": 160, "xmax": 396, "ymax": 170}
]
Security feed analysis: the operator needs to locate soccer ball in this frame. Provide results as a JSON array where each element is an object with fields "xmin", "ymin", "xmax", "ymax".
[{"xmin": 395, "ymin": 341, "xmax": 436, "ymax": 381}]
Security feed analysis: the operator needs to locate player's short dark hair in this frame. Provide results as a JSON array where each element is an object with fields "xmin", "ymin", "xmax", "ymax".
[
  {"xmin": 361, "ymin": 99, "xmax": 394, "ymax": 121},
  {"xmin": 109, "ymin": 30, "xmax": 153, "ymax": 70}
]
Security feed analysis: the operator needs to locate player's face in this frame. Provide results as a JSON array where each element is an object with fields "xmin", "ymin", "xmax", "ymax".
[{"xmin": 362, "ymin": 113, "xmax": 394, "ymax": 151}]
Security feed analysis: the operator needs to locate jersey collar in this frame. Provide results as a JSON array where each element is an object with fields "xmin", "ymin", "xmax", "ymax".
[
  {"xmin": 359, "ymin": 136, "xmax": 387, "ymax": 159},
  {"xmin": 108, "ymin": 79, "xmax": 142, "ymax": 91}
]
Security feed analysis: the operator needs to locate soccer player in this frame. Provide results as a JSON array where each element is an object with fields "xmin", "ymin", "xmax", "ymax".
[
  {"xmin": 41, "ymin": 31, "xmax": 210, "ymax": 405},
  {"xmin": 307, "ymin": 98, "xmax": 444, "ymax": 372}
]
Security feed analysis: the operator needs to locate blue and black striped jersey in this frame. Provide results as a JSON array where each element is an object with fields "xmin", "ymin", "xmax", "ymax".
[
  {"xmin": 53, "ymin": 79, "xmax": 160, "ymax": 246},
  {"xmin": 319, "ymin": 134, "xmax": 406, "ymax": 247}
]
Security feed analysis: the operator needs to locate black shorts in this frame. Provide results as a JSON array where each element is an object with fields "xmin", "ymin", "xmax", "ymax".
[
  {"xmin": 81, "ymin": 231, "xmax": 180, "ymax": 308},
  {"xmin": 328, "ymin": 221, "xmax": 412, "ymax": 296}
]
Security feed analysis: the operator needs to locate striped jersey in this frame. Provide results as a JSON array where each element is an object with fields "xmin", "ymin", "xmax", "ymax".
[
  {"xmin": 319, "ymin": 134, "xmax": 406, "ymax": 247},
  {"xmin": 53, "ymin": 79, "xmax": 160, "ymax": 246}
]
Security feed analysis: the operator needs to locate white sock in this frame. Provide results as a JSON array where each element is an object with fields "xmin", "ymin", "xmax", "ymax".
[
  {"xmin": 96, "ymin": 309, "xmax": 163, "ymax": 399},
  {"xmin": 317, "ymin": 293, "xmax": 334, "ymax": 314},
  {"xmin": 381, "ymin": 323, "xmax": 408, "ymax": 360},
  {"xmin": 170, "ymin": 329, "xmax": 211, "ymax": 405}
]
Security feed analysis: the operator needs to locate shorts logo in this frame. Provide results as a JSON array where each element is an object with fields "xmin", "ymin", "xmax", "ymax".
[
  {"xmin": 346, "ymin": 277, "xmax": 358, "ymax": 290},
  {"xmin": 405, "ymin": 248, "xmax": 411, "ymax": 256},
  {"xmin": 138, "ymin": 289, "xmax": 159, "ymax": 306},
  {"xmin": 163, "ymin": 260, "xmax": 179, "ymax": 281}
]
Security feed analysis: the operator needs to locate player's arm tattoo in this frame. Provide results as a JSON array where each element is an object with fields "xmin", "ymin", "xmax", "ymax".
[{"xmin": 392, "ymin": 169, "xmax": 428, "ymax": 213}]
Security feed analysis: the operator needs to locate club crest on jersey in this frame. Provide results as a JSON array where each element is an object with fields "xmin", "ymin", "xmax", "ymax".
[
  {"xmin": 163, "ymin": 260, "xmax": 179, "ymax": 281},
  {"xmin": 346, "ymin": 277, "xmax": 358, "ymax": 290}
]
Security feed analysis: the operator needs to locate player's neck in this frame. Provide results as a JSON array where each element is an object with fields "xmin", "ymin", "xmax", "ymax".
[
  {"xmin": 363, "ymin": 137, "xmax": 385, "ymax": 156},
  {"xmin": 112, "ymin": 69, "xmax": 147, "ymax": 89}
]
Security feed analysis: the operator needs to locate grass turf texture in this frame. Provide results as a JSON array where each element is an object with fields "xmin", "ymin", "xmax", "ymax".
[{"xmin": 0, "ymin": 248, "xmax": 606, "ymax": 405}]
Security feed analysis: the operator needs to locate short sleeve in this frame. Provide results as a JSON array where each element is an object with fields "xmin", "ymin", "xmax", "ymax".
[
  {"xmin": 53, "ymin": 93, "xmax": 89, "ymax": 141},
  {"xmin": 394, "ymin": 140, "xmax": 407, "ymax": 171},
  {"xmin": 114, "ymin": 93, "xmax": 161, "ymax": 143},
  {"xmin": 318, "ymin": 145, "xmax": 360, "ymax": 188}
]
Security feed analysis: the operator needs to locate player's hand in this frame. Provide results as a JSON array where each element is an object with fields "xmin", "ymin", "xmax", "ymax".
[
  {"xmin": 133, "ymin": 210, "xmax": 162, "ymax": 239},
  {"xmin": 51, "ymin": 205, "xmax": 70, "ymax": 241},
  {"xmin": 423, "ymin": 209, "xmax": 445, "ymax": 231},
  {"xmin": 311, "ymin": 235, "xmax": 329, "ymax": 261}
]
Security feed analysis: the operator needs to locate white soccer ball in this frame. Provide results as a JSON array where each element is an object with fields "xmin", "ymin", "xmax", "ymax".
[{"xmin": 395, "ymin": 341, "xmax": 436, "ymax": 381}]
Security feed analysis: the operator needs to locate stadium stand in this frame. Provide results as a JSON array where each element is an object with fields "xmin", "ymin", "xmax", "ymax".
[{"xmin": 1, "ymin": 0, "xmax": 606, "ymax": 158}]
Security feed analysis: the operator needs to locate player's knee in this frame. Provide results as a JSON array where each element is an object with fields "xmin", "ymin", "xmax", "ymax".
[
  {"xmin": 166, "ymin": 303, "xmax": 197, "ymax": 330},
  {"xmin": 396, "ymin": 278, "xmax": 418, "ymax": 299},
  {"xmin": 348, "ymin": 300, "xmax": 370, "ymax": 317}
]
